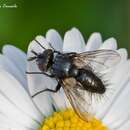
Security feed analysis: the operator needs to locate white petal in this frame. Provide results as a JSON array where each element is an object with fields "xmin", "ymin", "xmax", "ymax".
[
  {"xmin": 117, "ymin": 48, "xmax": 128, "ymax": 62},
  {"xmin": 95, "ymin": 61, "xmax": 130, "ymax": 119},
  {"xmin": 103, "ymin": 81, "xmax": 130, "ymax": 129},
  {"xmin": 63, "ymin": 28, "xmax": 85, "ymax": 53},
  {"xmin": 118, "ymin": 120, "xmax": 130, "ymax": 130},
  {"xmin": 46, "ymin": 29, "xmax": 63, "ymax": 51},
  {"xmin": 100, "ymin": 38, "xmax": 117, "ymax": 50},
  {"xmin": 0, "ymin": 126, "xmax": 8, "ymax": 130},
  {"xmin": 0, "ymin": 92, "xmax": 39, "ymax": 129},
  {"xmin": 85, "ymin": 33, "xmax": 102, "ymax": 51},
  {"xmin": 0, "ymin": 54, "xmax": 27, "ymax": 89},
  {"xmin": 0, "ymin": 113, "xmax": 32, "ymax": 130},
  {"xmin": 51, "ymin": 88, "xmax": 71, "ymax": 110},
  {"xmin": 0, "ymin": 69, "xmax": 43, "ymax": 128},
  {"xmin": 27, "ymin": 36, "xmax": 57, "ymax": 115},
  {"xmin": 2, "ymin": 45, "xmax": 27, "ymax": 78}
]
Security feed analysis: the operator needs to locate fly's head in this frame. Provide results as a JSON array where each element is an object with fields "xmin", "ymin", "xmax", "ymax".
[{"xmin": 28, "ymin": 49, "xmax": 54, "ymax": 72}]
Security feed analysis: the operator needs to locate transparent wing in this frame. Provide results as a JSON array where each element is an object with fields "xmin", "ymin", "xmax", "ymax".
[
  {"xmin": 71, "ymin": 49, "xmax": 121, "ymax": 71},
  {"xmin": 62, "ymin": 78, "xmax": 94, "ymax": 121}
]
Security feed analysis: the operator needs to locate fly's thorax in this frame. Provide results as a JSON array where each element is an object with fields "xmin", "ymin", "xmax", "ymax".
[
  {"xmin": 76, "ymin": 69, "xmax": 106, "ymax": 94},
  {"xmin": 36, "ymin": 49, "xmax": 54, "ymax": 72},
  {"xmin": 52, "ymin": 54, "xmax": 73, "ymax": 78}
]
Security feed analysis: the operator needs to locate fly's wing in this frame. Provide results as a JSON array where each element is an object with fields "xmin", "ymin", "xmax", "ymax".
[
  {"xmin": 62, "ymin": 77, "xmax": 94, "ymax": 121},
  {"xmin": 70, "ymin": 49, "xmax": 121, "ymax": 71}
]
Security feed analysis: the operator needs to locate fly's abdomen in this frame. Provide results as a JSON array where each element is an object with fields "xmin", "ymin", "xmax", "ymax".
[{"xmin": 76, "ymin": 69, "xmax": 106, "ymax": 94}]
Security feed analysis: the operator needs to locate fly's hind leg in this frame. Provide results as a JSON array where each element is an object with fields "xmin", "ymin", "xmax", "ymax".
[{"xmin": 32, "ymin": 83, "xmax": 61, "ymax": 98}]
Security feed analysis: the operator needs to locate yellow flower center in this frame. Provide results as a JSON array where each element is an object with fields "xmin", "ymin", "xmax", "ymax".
[{"xmin": 41, "ymin": 108, "xmax": 108, "ymax": 130}]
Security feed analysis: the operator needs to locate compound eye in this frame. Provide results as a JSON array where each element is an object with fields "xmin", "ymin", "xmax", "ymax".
[
  {"xmin": 35, "ymin": 50, "xmax": 53, "ymax": 72},
  {"xmin": 36, "ymin": 57, "xmax": 47, "ymax": 72}
]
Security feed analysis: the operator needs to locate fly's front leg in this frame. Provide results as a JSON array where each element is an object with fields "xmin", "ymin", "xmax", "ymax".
[{"xmin": 32, "ymin": 83, "xmax": 61, "ymax": 98}]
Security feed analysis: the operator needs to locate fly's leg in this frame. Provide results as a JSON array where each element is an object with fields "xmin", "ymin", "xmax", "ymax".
[
  {"xmin": 32, "ymin": 83, "xmax": 61, "ymax": 98},
  {"xmin": 34, "ymin": 39, "xmax": 46, "ymax": 50},
  {"xmin": 26, "ymin": 71, "xmax": 54, "ymax": 78},
  {"xmin": 35, "ymin": 39, "xmax": 61, "ymax": 54}
]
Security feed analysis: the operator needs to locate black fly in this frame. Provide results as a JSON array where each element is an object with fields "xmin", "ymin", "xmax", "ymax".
[{"xmin": 26, "ymin": 39, "xmax": 120, "ymax": 121}]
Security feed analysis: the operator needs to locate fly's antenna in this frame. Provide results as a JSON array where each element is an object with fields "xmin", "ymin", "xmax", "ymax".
[
  {"xmin": 27, "ymin": 50, "xmax": 38, "ymax": 61},
  {"xmin": 34, "ymin": 39, "xmax": 46, "ymax": 50},
  {"xmin": 27, "ymin": 56, "xmax": 37, "ymax": 61},
  {"xmin": 31, "ymin": 50, "xmax": 38, "ymax": 56}
]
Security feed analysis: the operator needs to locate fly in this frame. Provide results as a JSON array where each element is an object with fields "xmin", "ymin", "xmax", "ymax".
[{"xmin": 26, "ymin": 39, "xmax": 120, "ymax": 121}]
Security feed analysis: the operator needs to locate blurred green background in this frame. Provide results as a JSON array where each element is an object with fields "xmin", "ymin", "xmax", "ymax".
[{"xmin": 0, "ymin": 0, "xmax": 129, "ymax": 54}]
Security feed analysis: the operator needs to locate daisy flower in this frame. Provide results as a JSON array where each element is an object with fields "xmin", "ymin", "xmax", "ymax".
[{"xmin": 0, "ymin": 27, "xmax": 130, "ymax": 130}]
